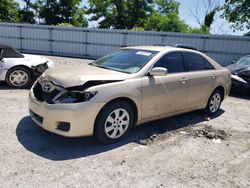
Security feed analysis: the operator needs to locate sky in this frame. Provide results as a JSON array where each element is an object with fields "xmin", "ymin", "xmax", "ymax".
[{"xmin": 16, "ymin": 0, "xmax": 247, "ymax": 36}]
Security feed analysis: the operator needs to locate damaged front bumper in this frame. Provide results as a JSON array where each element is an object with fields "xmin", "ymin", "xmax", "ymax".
[
  {"xmin": 31, "ymin": 60, "xmax": 55, "ymax": 78},
  {"xmin": 28, "ymin": 90, "xmax": 106, "ymax": 137}
]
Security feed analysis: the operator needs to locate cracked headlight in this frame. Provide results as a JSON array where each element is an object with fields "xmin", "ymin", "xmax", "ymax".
[{"xmin": 56, "ymin": 91, "xmax": 98, "ymax": 103}]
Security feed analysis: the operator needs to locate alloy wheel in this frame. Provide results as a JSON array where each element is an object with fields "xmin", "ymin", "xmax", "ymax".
[
  {"xmin": 9, "ymin": 70, "xmax": 29, "ymax": 87},
  {"xmin": 104, "ymin": 108, "xmax": 130, "ymax": 139},
  {"xmin": 209, "ymin": 93, "xmax": 221, "ymax": 113}
]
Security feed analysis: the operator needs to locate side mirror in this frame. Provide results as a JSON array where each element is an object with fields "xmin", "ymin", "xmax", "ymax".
[{"xmin": 149, "ymin": 67, "xmax": 168, "ymax": 76}]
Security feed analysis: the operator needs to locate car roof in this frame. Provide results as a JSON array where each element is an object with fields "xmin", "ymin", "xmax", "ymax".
[
  {"xmin": 124, "ymin": 45, "xmax": 173, "ymax": 52},
  {"xmin": 124, "ymin": 45, "xmax": 200, "ymax": 53},
  {"xmin": 124, "ymin": 45, "xmax": 222, "ymax": 69}
]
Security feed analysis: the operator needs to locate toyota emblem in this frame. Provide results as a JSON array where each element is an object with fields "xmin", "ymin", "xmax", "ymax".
[{"xmin": 41, "ymin": 82, "xmax": 54, "ymax": 92}]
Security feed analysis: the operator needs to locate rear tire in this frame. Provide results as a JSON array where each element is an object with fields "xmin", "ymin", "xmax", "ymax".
[
  {"xmin": 94, "ymin": 101, "xmax": 134, "ymax": 144},
  {"xmin": 6, "ymin": 67, "xmax": 32, "ymax": 89},
  {"xmin": 204, "ymin": 89, "xmax": 223, "ymax": 116}
]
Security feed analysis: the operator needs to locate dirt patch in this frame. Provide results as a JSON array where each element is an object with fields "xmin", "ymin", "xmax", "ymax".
[
  {"xmin": 193, "ymin": 125, "xmax": 228, "ymax": 140},
  {"xmin": 138, "ymin": 123, "xmax": 229, "ymax": 146}
]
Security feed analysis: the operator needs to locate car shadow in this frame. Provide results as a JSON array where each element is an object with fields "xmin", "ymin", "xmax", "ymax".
[
  {"xmin": 229, "ymin": 92, "xmax": 250, "ymax": 100},
  {"xmin": 16, "ymin": 110, "xmax": 224, "ymax": 161},
  {"xmin": 0, "ymin": 81, "xmax": 31, "ymax": 90}
]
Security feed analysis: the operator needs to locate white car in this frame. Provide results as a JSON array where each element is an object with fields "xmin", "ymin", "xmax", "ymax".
[{"xmin": 0, "ymin": 44, "xmax": 55, "ymax": 88}]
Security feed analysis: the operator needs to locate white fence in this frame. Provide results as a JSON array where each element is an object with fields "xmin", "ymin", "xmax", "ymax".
[{"xmin": 0, "ymin": 22, "xmax": 250, "ymax": 66}]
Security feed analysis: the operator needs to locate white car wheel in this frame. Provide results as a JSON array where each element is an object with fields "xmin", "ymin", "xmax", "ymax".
[
  {"xmin": 6, "ymin": 67, "xmax": 31, "ymax": 88},
  {"xmin": 9, "ymin": 70, "xmax": 28, "ymax": 87}
]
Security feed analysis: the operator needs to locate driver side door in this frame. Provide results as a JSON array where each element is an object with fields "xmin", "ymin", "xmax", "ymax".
[{"xmin": 141, "ymin": 52, "xmax": 189, "ymax": 119}]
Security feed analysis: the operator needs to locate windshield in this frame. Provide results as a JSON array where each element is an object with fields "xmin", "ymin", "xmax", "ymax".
[
  {"xmin": 90, "ymin": 49, "xmax": 158, "ymax": 74},
  {"xmin": 236, "ymin": 56, "xmax": 250, "ymax": 66}
]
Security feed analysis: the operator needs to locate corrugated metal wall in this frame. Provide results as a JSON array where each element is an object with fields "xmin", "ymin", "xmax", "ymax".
[{"xmin": 0, "ymin": 22, "xmax": 250, "ymax": 66}]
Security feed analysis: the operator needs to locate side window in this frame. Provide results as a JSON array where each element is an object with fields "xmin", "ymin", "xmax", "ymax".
[
  {"xmin": 184, "ymin": 52, "xmax": 205, "ymax": 71},
  {"xmin": 184, "ymin": 52, "xmax": 214, "ymax": 71},
  {"xmin": 154, "ymin": 52, "xmax": 185, "ymax": 73}
]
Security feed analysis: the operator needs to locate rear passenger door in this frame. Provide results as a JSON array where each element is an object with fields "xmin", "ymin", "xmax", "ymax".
[{"xmin": 183, "ymin": 52, "xmax": 216, "ymax": 108}]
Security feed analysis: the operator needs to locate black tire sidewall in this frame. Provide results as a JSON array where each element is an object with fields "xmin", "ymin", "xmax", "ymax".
[
  {"xmin": 94, "ymin": 101, "xmax": 134, "ymax": 144},
  {"xmin": 205, "ymin": 89, "xmax": 223, "ymax": 116},
  {"xmin": 6, "ymin": 67, "xmax": 32, "ymax": 89}
]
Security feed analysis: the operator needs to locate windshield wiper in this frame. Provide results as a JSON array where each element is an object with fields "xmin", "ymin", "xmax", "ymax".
[
  {"xmin": 91, "ymin": 63, "xmax": 130, "ymax": 74},
  {"xmin": 92, "ymin": 64, "xmax": 114, "ymax": 71}
]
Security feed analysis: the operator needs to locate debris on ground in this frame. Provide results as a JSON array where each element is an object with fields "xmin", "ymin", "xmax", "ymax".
[
  {"xmin": 138, "ymin": 139, "xmax": 148, "ymax": 145},
  {"xmin": 204, "ymin": 116, "xmax": 211, "ymax": 121},
  {"xmin": 150, "ymin": 133, "xmax": 158, "ymax": 140},
  {"xmin": 212, "ymin": 138, "xmax": 221, "ymax": 143},
  {"xmin": 193, "ymin": 125, "xmax": 228, "ymax": 140},
  {"xmin": 138, "ymin": 124, "xmax": 228, "ymax": 146},
  {"xmin": 179, "ymin": 131, "xmax": 189, "ymax": 135}
]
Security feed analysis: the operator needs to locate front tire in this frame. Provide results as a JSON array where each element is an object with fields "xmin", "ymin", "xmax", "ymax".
[
  {"xmin": 204, "ymin": 89, "xmax": 223, "ymax": 116},
  {"xmin": 6, "ymin": 67, "xmax": 32, "ymax": 88},
  {"xmin": 94, "ymin": 101, "xmax": 134, "ymax": 144}
]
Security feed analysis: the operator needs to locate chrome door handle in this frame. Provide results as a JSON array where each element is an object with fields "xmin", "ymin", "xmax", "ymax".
[
  {"xmin": 212, "ymin": 74, "xmax": 217, "ymax": 79},
  {"xmin": 180, "ymin": 77, "xmax": 188, "ymax": 84}
]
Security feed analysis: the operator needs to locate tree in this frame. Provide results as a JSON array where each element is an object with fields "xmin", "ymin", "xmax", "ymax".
[
  {"xmin": 0, "ymin": 0, "xmax": 20, "ymax": 23},
  {"xmin": 223, "ymin": 0, "xmax": 250, "ymax": 31},
  {"xmin": 18, "ymin": 9, "xmax": 36, "ymax": 24},
  {"xmin": 88, "ymin": 0, "xmax": 188, "ymax": 32},
  {"xmin": 143, "ymin": 0, "xmax": 188, "ymax": 32},
  {"xmin": 144, "ymin": 12, "xmax": 189, "ymax": 32},
  {"xmin": 154, "ymin": 0, "xmax": 179, "ymax": 15},
  {"xmin": 87, "ymin": 0, "xmax": 152, "ymax": 29},
  {"xmin": 18, "ymin": 0, "xmax": 36, "ymax": 24},
  {"xmin": 190, "ymin": 0, "xmax": 220, "ymax": 34},
  {"xmin": 35, "ymin": 0, "xmax": 88, "ymax": 27}
]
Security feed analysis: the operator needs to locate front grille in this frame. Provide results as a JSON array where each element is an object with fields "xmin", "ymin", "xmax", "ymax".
[
  {"xmin": 30, "ymin": 109, "xmax": 43, "ymax": 124},
  {"xmin": 33, "ymin": 82, "xmax": 60, "ymax": 104}
]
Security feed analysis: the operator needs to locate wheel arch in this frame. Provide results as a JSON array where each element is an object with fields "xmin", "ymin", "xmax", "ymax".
[
  {"xmin": 214, "ymin": 86, "xmax": 225, "ymax": 101},
  {"xmin": 5, "ymin": 65, "xmax": 33, "ymax": 80},
  {"xmin": 94, "ymin": 97, "xmax": 139, "ymax": 131}
]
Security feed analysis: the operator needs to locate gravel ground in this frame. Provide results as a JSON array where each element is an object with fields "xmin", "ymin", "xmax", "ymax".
[{"xmin": 0, "ymin": 55, "xmax": 250, "ymax": 188}]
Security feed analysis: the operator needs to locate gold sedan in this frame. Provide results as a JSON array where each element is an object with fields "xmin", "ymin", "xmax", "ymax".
[{"xmin": 29, "ymin": 46, "xmax": 231, "ymax": 143}]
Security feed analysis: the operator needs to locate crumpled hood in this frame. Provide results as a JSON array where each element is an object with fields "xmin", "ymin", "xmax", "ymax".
[
  {"xmin": 43, "ymin": 64, "xmax": 131, "ymax": 88},
  {"xmin": 23, "ymin": 54, "xmax": 49, "ymax": 66},
  {"xmin": 4, "ymin": 53, "xmax": 54, "ymax": 69}
]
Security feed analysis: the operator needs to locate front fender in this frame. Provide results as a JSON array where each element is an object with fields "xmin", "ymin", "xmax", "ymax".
[{"xmin": 88, "ymin": 78, "xmax": 142, "ymax": 121}]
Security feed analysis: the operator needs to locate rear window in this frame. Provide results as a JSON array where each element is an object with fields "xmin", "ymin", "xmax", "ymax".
[{"xmin": 1, "ymin": 47, "xmax": 24, "ymax": 58}]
